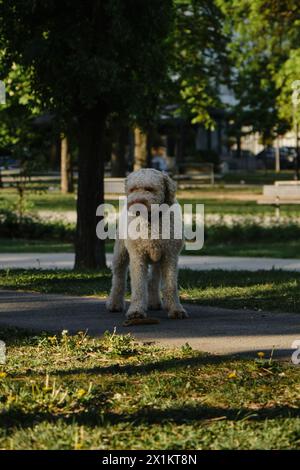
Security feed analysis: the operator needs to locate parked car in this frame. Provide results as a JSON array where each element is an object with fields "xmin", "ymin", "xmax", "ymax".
[{"xmin": 256, "ymin": 146, "xmax": 298, "ymax": 170}]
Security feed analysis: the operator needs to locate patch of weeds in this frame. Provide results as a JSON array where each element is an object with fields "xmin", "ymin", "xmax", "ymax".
[{"xmin": 103, "ymin": 330, "xmax": 139, "ymax": 357}]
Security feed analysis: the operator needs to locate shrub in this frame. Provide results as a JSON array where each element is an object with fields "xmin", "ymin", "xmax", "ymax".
[
  {"xmin": 186, "ymin": 214, "xmax": 300, "ymax": 245},
  {"xmin": 0, "ymin": 208, "xmax": 75, "ymax": 242}
]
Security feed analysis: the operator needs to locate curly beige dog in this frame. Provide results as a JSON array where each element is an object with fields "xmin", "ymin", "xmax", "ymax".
[{"xmin": 106, "ymin": 168, "xmax": 188, "ymax": 320}]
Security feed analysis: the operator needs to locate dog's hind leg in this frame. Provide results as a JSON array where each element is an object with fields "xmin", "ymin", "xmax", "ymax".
[
  {"xmin": 148, "ymin": 263, "xmax": 162, "ymax": 310},
  {"xmin": 106, "ymin": 239, "xmax": 129, "ymax": 312}
]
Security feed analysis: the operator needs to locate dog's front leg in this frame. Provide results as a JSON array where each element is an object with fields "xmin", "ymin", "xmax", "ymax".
[
  {"xmin": 161, "ymin": 257, "xmax": 188, "ymax": 319},
  {"xmin": 106, "ymin": 239, "xmax": 129, "ymax": 312},
  {"xmin": 127, "ymin": 254, "xmax": 148, "ymax": 319}
]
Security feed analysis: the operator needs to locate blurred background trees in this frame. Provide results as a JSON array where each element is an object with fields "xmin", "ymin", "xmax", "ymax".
[
  {"xmin": 0, "ymin": 0, "xmax": 300, "ymax": 268},
  {"xmin": 0, "ymin": 0, "xmax": 174, "ymax": 268}
]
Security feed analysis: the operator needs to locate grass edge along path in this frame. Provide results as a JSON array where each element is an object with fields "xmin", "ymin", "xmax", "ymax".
[{"xmin": 1, "ymin": 268, "xmax": 300, "ymax": 313}]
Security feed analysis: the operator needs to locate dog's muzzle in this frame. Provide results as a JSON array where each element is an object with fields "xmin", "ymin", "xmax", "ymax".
[{"xmin": 127, "ymin": 198, "xmax": 150, "ymax": 210}]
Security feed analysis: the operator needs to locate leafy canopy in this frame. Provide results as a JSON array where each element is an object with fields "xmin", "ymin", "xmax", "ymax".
[{"xmin": 0, "ymin": 0, "xmax": 174, "ymax": 127}]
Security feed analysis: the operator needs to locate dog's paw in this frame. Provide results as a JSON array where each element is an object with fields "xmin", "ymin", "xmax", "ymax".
[
  {"xmin": 167, "ymin": 307, "xmax": 189, "ymax": 319},
  {"xmin": 106, "ymin": 298, "xmax": 125, "ymax": 312},
  {"xmin": 126, "ymin": 308, "xmax": 147, "ymax": 320},
  {"xmin": 148, "ymin": 301, "xmax": 162, "ymax": 311}
]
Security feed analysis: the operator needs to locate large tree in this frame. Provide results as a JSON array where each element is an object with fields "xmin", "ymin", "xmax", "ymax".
[
  {"xmin": 0, "ymin": 62, "xmax": 48, "ymax": 168},
  {"xmin": 217, "ymin": 0, "xmax": 299, "ymax": 147},
  {"xmin": 172, "ymin": 0, "xmax": 228, "ymax": 127},
  {"xmin": 0, "ymin": 0, "xmax": 173, "ymax": 268}
]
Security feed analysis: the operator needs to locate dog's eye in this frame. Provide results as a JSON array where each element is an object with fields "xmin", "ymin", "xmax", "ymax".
[{"xmin": 128, "ymin": 186, "xmax": 153, "ymax": 193}]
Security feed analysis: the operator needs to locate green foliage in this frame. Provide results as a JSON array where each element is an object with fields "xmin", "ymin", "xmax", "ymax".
[
  {"xmin": 170, "ymin": 0, "xmax": 228, "ymax": 127},
  {"xmin": 276, "ymin": 49, "xmax": 300, "ymax": 124},
  {"xmin": 217, "ymin": 0, "xmax": 300, "ymax": 140},
  {"xmin": 0, "ymin": 0, "xmax": 174, "ymax": 127},
  {"xmin": 205, "ymin": 220, "xmax": 300, "ymax": 244},
  {"xmin": 0, "ymin": 0, "xmax": 176, "ymax": 268},
  {"xmin": 0, "ymin": 62, "xmax": 52, "ymax": 165},
  {"xmin": 0, "ymin": 207, "xmax": 74, "ymax": 241},
  {"xmin": 103, "ymin": 331, "xmax": 138, "ymax": 357}
]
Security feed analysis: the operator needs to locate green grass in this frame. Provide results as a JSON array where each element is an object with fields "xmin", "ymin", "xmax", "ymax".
[
  {"xmin": 2, "ymin": 184, "xmax": 300, "ymax": 217},
  {"xmin": 181, "ymin": 198, "xmax": 300, "ymax": 216},
  {"xmin": 1, "ymin": 268, "xmax": 300, "ymax": 313},
  {"xmin": 0, "ymin": 188, "xmax": 77, "ymax": 212},
  {"xmin": 1, "ymin": 238, "xmax": 300, "ymax": 260},
  {"xmin": 185, "ymin": 240, "xmax": 300, "ymax": 259},
  {"xmin": 0, "ymin": 239, "xmax": 74, "ymax": 253},
  {"xmin": 0, "ymin": 238, "xmax": 114, "ymax": 254},
  {"xmin": 0, "ymin": 326, "xmax": 300, "ymax": 449},
  {"xmin": 222, "ymin": 170, "xmax": 296, "ymax": 185},
  {"xmin": 2, "ymin": 182, "xmax": 300, "ymax": 260}
]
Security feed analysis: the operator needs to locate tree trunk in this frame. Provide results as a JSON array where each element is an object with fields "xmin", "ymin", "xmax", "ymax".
[
  {"xmin": 111, "ymin": 124, "xmax": 127, "ymax": 177},
  {"xmin": 60, "ymin": 135, "xmax": 74, "ymax": 193},
  {"xmin": 74, "ymin": 108, "xmax": 107, "ymax": 270},
  {"xmin": 134, "ymin": 127, "xmax": 147, "ymax": 170}
]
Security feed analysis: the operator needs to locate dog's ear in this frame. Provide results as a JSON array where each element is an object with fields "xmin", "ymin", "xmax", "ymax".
[{"xmin": 163, "ymin": 172, "xmax": 176, "ymax": 205}]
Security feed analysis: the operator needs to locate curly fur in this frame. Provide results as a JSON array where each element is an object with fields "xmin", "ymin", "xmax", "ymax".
[{"xmin": 106, "ymin": 169, "xmax": 188, "ymax": 320}]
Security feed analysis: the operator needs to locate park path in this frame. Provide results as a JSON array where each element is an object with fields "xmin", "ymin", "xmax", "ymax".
[
  {"xmin": 0, "ymin": 289, "xmax": 299, "ymax": 359},
  {"xmin": 1, "ymin": 252, "xmax": 300, "ymax": 271}
]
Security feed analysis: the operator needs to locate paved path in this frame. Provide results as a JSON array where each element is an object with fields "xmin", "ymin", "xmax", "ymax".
[
  {"xmin": 1, "ymin": 252, "xmax": 300, "ymax": 271},
  {"xmin": 0, "ymin": 290, "xmax": 299, "ymax": 359}
]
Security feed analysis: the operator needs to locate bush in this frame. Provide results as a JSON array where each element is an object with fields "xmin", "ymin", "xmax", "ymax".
[
  {"xmin": 205, "ymin": 216, "xmax": 300, "ymax": 245},
  {"xmin": 205, "ymin": 224, "xmax": 300, "ymax": 245},
  {"xmin": 0, "ymin": 208, "xmax": 75, "ymax": 242},
  {"xmin": 2, "ymin": 207, "xmax": 300, "ymax": 246}
]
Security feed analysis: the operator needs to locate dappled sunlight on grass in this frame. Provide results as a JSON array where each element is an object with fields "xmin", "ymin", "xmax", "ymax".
[
  {"xmin": 1, "ymin": 268, "xmax": 300, "ymax": 312},
  {"xmin": 1, "ymin": 327, "xmax": 300, "ymax": 449}
]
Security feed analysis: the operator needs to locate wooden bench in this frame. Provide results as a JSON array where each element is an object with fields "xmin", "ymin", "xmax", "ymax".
[
  {"xmin": 104, "ymin": 177, "xmax": 125, "ymax": 195},
  {"xmin": 174, "ymin": 162, "xmax": 215, "ymax": 187},
  {"xmin": 258, "ymin": 181, "xmax": 300, "ymax": 204}
]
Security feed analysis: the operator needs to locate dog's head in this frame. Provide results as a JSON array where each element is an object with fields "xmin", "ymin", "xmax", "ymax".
[{"xmin": 125, "ymin": 169, "xmax": 176, "ymax": 210}]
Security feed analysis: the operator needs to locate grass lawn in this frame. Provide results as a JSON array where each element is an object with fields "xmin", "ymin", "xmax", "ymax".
[
  {"xmin": 0, "ymin": 239, "xmax": 74, "ymax": 253},
  {"xmin": 2, "ymin": 183, "xmax": 300, "ymax": 260},
  {"xmin": 3, "ymin": 185, "xmax": 300, "ymax": 218},
  {"xmin": 1, "ymin": 238, "xmax": 300, "ymax": 260},
  {"xmin": 0, "ymin": 188, "xmax": 77, "ymax": 213},
  {"xmin": 1, "ymin": 268, "xmax": 300, "ymax": 449},
  {"xmin": 222, "ymin": 170, "xmax": 296, "ymax": 185},
  {"xmin": 182, "ymin": 199, "xmax": 300, "ymax": 216},
  {"xmin": 186, "ymin": 240, "xmax": 300, "ymax": 259},
  {"xmin": 0, "ymin": 326, "xmax": 300, "ymax": 449},
  {"xmin": 1, "ymin": 268, "xmax": 300, "ymax": 313}
]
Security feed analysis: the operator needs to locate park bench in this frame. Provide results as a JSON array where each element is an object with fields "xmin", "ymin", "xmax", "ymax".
[
  {"xmin": 258, "ymin": 180, "xmax": 300, "ymax": 205},
  {"xmin": 1, "ymin": 171, "xmax": 126, "ymax": 195},
  {"xmin": 104, "ymin": 177, "xmax": 125, "ymax": 195},
  {"xmin": 174, "ymin": 162, "xmax": 215, "ymax": 187}
]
